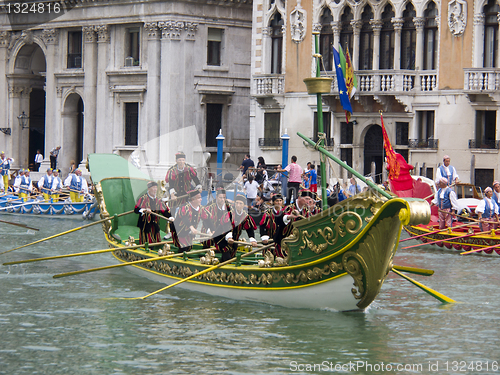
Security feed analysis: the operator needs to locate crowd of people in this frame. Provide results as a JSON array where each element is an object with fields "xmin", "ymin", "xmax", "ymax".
[{"xmin": 0, "ymin": 148, "xmax": 90, "ymax": 203}]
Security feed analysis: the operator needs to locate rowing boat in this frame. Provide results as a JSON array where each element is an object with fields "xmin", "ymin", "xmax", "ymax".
[
  {"xmin": 88, "ymin": 153, "xmax": 430, "ymax": 311},
  {"xmin": 0, "ymin": 194, "xmax": 98, "ymax": 219}
]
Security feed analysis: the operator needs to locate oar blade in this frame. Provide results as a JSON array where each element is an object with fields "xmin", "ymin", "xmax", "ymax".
[{"xmin": 393, "ymin": 265, "xmax": 434, "ymax": 276}]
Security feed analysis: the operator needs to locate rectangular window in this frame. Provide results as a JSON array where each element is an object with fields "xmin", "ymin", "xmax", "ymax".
[
  {"xmin": 125, "ymin": 27, "xmax": 140, "ymax": 66},
  {"xmin": 207, "ymin": 28, "xmax": 222, "ymax": 66},
  {"xmin": 475, "ymin": 110, "xmax": 497, "ymax": 147},
  {"xmin": 340, "ymin": 121, "xmax": 353, "ymax": 144},
  {"xmin": 125, "ymin": 103, "xmax": 139, "ymax": 146},
  {"xmin": 426, "ymin": 167, "xmax": 433, "ymax": 180},
  {"xmin": 380, "ymin": 31, "xmax": 394, "ymax": 69},
  {"xmin": 264, "ymin": 112, "xmax": 280, "ymax": 140},
  {"xmin": 359, "ymin": 31, "xmax": 373, "ymax": 70},
  {"xmin": 206, "ymin": 103, "xmax": 223, "ymax": 147},
  {"xmin": 484, "ymin": 25, "xmax": 497, "ymax": 68},
  {"xmin": 320, "ymin": 33, "xmax": 333, "ymax": 71},
  {"xmin": 67, "ymin": 31, "xmax": 82, "ymax": 69},
  {"xmin": 396, "ymin": 122, "xmax": 409, "ymax": 145},
  {"xmin": 313, "ymin": 112, "xmax": 332, "ymax": 144},
  {"xmin": 340, "ymin": 148, "xmax": 353, "ymax": 177},
  {"xmin": 424, "ymin": 28, "xmax": 437, "ymax": 70},
  {"xmin": 395, "ymin": 148, "xmax": 409, "ymax": 162},
  {"xmin": 475, "ymin": 169, "xmax": 495, "ymax": 191},
  {"xmin": 417, "ymin": 110, "xmax": 434, "ymax": 140},
  {"xmin": 401, "ymin": 29, "xmax": 416, "ymax": 70}
]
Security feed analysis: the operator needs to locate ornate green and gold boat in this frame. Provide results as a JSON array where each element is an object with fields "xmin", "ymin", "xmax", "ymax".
[{"xmin": 89, "ymin": 153, "xmax": 430, "ymax": 311}]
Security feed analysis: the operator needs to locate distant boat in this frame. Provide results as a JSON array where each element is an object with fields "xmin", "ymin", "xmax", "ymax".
[
  {"xmin": 87, "ymin": 153, "xmax": 430, "ymax": 311},
  {"xmin": 0, "ymin": 194, "xmax": 98, "ymax": 219}
]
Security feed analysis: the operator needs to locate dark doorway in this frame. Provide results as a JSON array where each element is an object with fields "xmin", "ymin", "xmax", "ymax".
[
  {"xmin": 29, "ymin": 89, "xmax": 46, "ymax": 170},
  {"xmin": 364, "ymin": 125, "xmax": 383, "ymax": 183},
  {"xmin": 77, "ymin": 97, "xmax": 84, "ymax": 164}
]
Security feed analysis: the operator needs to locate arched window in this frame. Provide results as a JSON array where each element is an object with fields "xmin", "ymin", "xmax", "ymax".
[
  {"xmin": 270, "ymin": 13, "xmax": 284, "ymax": 74},
  {"xmin": 484, "ymin": 0, "xmax": 500, "ymax": 67},
  {"xmin": 380, "ymin": 4, "xmax": 395, "ymax": 69},
  {"xmin": 401, "ymin": 3, "xmax": 416, "ymax": 70},
  {"xmin": 340, "ymin": 7, "xmax": 354, "ymax": 54},
  {"xmin": 423, "ymin": 1, "xmax": 438, "ymax": 70},
  {"xmin": 320, "ymin": 8, "xmax": 334, "ymax": 71},
  {"xmin": 359, "ymin": 6, "xmax": 374, "ymax": 70}
]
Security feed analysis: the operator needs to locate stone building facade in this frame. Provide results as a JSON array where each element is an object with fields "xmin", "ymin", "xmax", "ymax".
[
  {"xmin": 250, "ymin": 0, "xmax": 500, "ymax": 188},
  {"xmin": 0, "ymin": 0, "xmax": 252, "ymax": 180}
]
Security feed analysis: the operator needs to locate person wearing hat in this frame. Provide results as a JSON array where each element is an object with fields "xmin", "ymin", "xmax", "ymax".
[
  {"xmin": 0, "ymin": 152, "xmax": 14, "ymax": 191},
  {"xmin": 171, "ymin": 189, "xmax": 210, "ymax": 253},
  {"xmin": 475, "ymin": 187, "xmax": 499, "ymax": 232},
  {"xmin": 165, "ymin": 151, "xmax": 202, "ymax": 210},
  {"xmin": 18, "ymin": 169, "xmax": 33, "ymax": 202},
  {"xmin": 50, "ymin": 169, "xmax": 63, "ymax": 202},
  {"xmin": 38, "ymin": 168, "xmax": 53, "ymax": 201},
  {"xmin": 431, "ymin": 177, "xmax": 460, "ymax": 229},
  {"xmin": 134, "ymin": 181, "xmax": 173, "ymax": 245},
  {"xmin": 270, "ymin": 190, "xmax": 313, "ymax": 258},
  {"xmin": 492, "ymin": 180, "xmax": 500, "ymax": 207},
  {"xmin": 64, "ymin": 169, "xmax": 88, "ymax": 202},
  {"xmin": 260, "ymin": 193, "xmax": 284, "ymax": 245},
  {"xmin": 202, "ymin": 188, "xmax": 232, "ymax": 249},
  {"xmin": 435, "ymin": 155, "xmax": 459, "ymax": 186},
  {"xmin": 13, "ymin": 169, "xmax": 24, "ymax": 194},
  {"xmin": 215, "ymin": 194, "xmax": 257, "ymax": 262}
]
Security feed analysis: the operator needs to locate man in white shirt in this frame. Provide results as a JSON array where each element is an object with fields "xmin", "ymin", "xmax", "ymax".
[
  {"xmin": 431, "ymin": 177, "xmax": 460, "ymax": 229},
  {"xmin": 475, "ymin": 187, "xmax": 499, "ymax": 232},
  {"xmin": 50, "ymin": 169, "xmax": 63, "ymax": 202},
  {"xmin": 64, "ymin": 169, "xmax": 88, "ymax": 202},
  {"xmin": 435, "ymin": 155, "xmax": 459, "ymax": 186},
  {"xmin": 38, "ymin": 168, "xmax": 53, "ymax": 201}
]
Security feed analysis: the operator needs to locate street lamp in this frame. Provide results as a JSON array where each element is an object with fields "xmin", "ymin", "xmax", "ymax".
[{"xmin": 18, "ymin": 111, "xmax": 29, "ymax": 129}]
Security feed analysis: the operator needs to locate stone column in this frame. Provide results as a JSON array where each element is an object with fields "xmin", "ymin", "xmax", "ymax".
[
  {"xmin": 82, "ymin": 26, "xmax": 97, "ymax": 165},
  {"xmin": 413, "ymin": 17, "xmax": 425, "ymax": 71},
  {"xmin": 370, "ymin": 20, "xmax": 382, "ymax": 70},
  {"xmin": 95, "ymin": 25, "xmax": 110, "ymax": 153},
  {"xmin": 262, "ymin": 26, "xmax": 272, "ymax": 73},
  {"xmin": 145, "ymin": 22, "xmax": 160, "ymax": 167},
  {"xmin": 9, "ymin": 86, "xmax": 30, "ymax": 168},
  {"xmin": 392, "ymin": 18, "xmax": 404, "ymax": 70},
  {"xmin": 41, "ymin": 29, "xmax": 59, "ymax": 170},
  {"xmin": 473, "ymin": 14, "xmax": 485, "ymax": 68},
  {"xmin": 0, "ymin": 32, "xmax": 10, "ymax": 153},
  {"xmin": 350, "ymin": 20, "xmax": 362, "ymax": 71},
  {"xmin": 332, "ymin": 21, "xmax": 341, "ymax": 51}
]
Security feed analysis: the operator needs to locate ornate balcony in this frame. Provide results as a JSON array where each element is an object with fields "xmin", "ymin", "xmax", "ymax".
[
  {"xmin": 468, "ymin": 139, "xmax": 500, "ymax": 149},
  {"xmin": 408, "ymin": 139, "xmax": 439, "ymax": 149},
  {"xmin": 464, "ymin": 69, "xmax": 500, "ymax": 91},
  {"xmin": 253, "ymin": 74, "xmax": 285, "ymax": 96}
]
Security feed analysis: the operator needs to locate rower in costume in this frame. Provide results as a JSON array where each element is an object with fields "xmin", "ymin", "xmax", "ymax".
[
  {"xmin": 13, "ymin": 169, "xmax": 24, "ymax": 194},
  {"xmin": 64, "ymin": 169, "xmax": 88, "ymax": 202},
  {"xmin": 435, "ymin": 155, "xmax": 459, "ymax": 186},
  {"xmin": 50, "ymin": 169, "xmax": 63, "ymax": 202},
  {"xmin": 475, "ymin": 187, "xmax": 499, "ymax": 232},
  {"xmin": 134, "ymin": 181, "xmax": 173, "ymax": 245},
  {"xmin": 38, "ymin": 168, "xmax": 53, "ymax": 201},
  {"xmin": 431, "ymin": 177, "xmax": 460, "ymax": 229},
  {"xmin": 217, "ymin": 194, "xmax": 257, "ymax": 262},
  {"xmin": 18, "ymin": 169, "xmax": 33, "ymax": 202},
  {"xmin": 259, "ymin": 194, "xmax": 284, "ymax": 245},
  {"xmin": 271, "ymin": 190, "xmax": 314, "ymax": 258},
  {"xmin": 0, "ymin": 152, "xmax": 13, "ymax": 191},
  {"xmin": 202, "ymin": 188, "xmax": 233, "ymax": 249},
  {"xmin": 165, "ymin": 151, "xmax": 201, "ymax": 211},
  {"xmin": 171, "ymin": 189, "xmax": 210, "ymax": 253}
]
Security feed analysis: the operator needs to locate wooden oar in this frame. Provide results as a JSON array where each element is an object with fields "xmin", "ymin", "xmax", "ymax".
[
  {"xmin": 401, "ymin": 229, "xmax": 493, "ymax": 250},
  {"xmin": 0, "ymin": 210, "xmax": 135, "ymax": 256},
  {"xmin": 0, "ymin": 199, "xmax": 49, "ymax": 211},
  {"xmin": 53, "ymin": 248, "xmax": 209, "ymax": 278},
  {"xmin": 3, "ymin": 240, "xmax": 171, "ymax": 265},
  {"xmin": 460, "ymin": 242, "xmax": 500, "ymax": 255},
  {"xmin": 117, "ymin": 242, "xmax": 275, "ymax": 300},
  {"xmin": 438, "ymin": 208, "xmax": 499, "ymax": 225},
  {"xmin": 392, "ymin": 265, "xmax": 434, "ymax": 276},
  {"xmin": 0, "ymin": 218, "xmax": 39, "ymax": 231},
  {"xmin": 391, "ymin": 267, "xmax": 455, "ymax": 303},
  {"xmin": 400, "ymin": 222, "xmax": 479, "ymax": 243}
]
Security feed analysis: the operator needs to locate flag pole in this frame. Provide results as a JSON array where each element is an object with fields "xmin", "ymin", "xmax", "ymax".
[{"xmin": 312, "ymin": 31, "xmax": 329, "ymax": 211}]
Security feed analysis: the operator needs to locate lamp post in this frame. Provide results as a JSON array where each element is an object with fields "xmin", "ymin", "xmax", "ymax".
[{"xmin": 18, "ymin": 111, "xmax": 29, "ymax": 129}]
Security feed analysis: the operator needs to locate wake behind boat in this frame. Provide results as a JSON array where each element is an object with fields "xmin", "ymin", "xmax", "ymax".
[{"xmin": 86, "ymin": 153, "xmax": 430, "ymax": 311}]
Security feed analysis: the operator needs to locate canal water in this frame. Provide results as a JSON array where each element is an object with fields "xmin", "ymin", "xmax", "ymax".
[{"xmin": 0, "ymin": 216, "xmax": 499, "ymax": 374}]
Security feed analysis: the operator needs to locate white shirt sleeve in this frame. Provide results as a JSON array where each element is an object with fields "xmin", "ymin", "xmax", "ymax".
[
  {"xmin": 37, "ymin": 177, "xmax": 44, "ymax": 189},
  {"xmin": 449, "ymin": 191, "xmax": 460, "ymax": 211},
  {"xmin": 81, "ymin": 179, "xmax": 89, "ymax": 193},
  {"xmin": 475, "ymin": 200, "xmax": 486, "ymax": 214},
  {"xmin": 435, "ymin": 168, "xmax": 443, "ymax": 185},
  {"xmin": 64, "ymin": 175, "xmax": 71, "ymax": 187}
]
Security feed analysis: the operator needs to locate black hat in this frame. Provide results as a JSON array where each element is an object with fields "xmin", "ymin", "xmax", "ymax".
[
  {"xmin": 216, "ymin": 187, "xmax": 226, "ymax": 196},
  {"xmin": 300, "ymin": 189, "xmax": 315, "ymax": 198},
  {"xmin": 235, "ymin": 194, "xmax": 246, "ymax": 203},
  {"xmin": 188, "ymin": 189, "xmax": 201, "ymax": 199},
  {"xmin": 147, "ymin": 181, "xmax": 158, "ymax": 188},
  {"xmin": 271, "ymin": 194, "xmax": 283, "ymax": 202},
  {"xmin": 176, "ymin": 152, "xmax": 186, "ymax": 160}
]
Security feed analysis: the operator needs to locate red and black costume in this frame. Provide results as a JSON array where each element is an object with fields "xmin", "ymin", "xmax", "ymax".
[
  {"xmin": 134, "ymin": 190, "xmax": 172, "ymax": 245},
  {"xmin": 272, "ymin": 200, "xmax": 311, "ymax": 258},
  {"xmin": 165, "ymin": 152, "xmax": 201, "ymax": 209},
  {"xmin": 202, "ymin": 191, "xmax": 233, "ymax": 249},
  {"xmin": 217, "ymin": 195, "xmax": 257, "ymax": 262}
]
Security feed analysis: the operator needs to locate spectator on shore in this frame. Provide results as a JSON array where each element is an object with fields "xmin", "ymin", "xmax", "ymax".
[
  {"xmin": 49, "ymin": 146, "xmax": 61, "ymax": 170},
  {"xmin": 34, "ymin": 150, "xmax": 43, "ymax": 172}
]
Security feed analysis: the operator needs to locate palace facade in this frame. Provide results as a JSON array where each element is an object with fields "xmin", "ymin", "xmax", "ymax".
[{"xmin": 250, "ymin": 0, "xmax": 500, "ymax": 187}]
